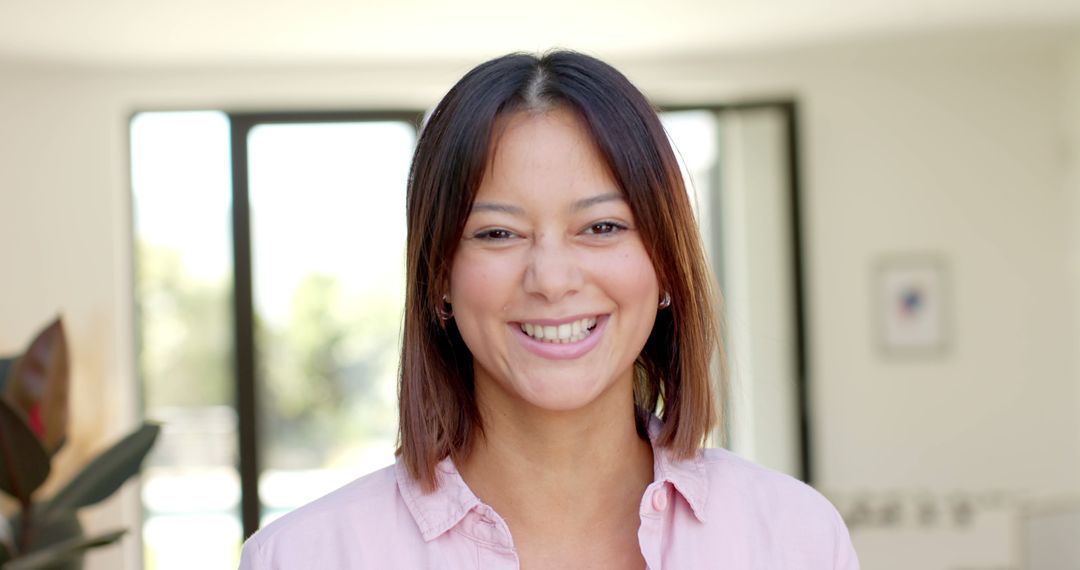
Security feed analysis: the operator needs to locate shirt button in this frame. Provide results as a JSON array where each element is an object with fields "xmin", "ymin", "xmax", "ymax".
[{"xmin": 652, "ymin": 489, "xmax": 668, "ymax": 512}]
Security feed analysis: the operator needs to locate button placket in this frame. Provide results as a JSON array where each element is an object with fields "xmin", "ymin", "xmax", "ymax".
[{"xmin": 638, "ymin": 482, "xmax": 667, "ymax": 570}]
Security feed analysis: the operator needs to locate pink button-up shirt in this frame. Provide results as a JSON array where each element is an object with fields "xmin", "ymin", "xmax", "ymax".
[{"xmin": 240, "ymin": 430, "xmax": 859, "ymax": 569}]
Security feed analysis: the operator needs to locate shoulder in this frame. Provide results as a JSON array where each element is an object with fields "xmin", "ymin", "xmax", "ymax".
[
  {"xmin": 699, "ymin": 447, "xmax": 839, "ymax": 518},
  {"xmin": 239, "ymin": 463, "xmax": 421, "ymax": 567},
  {"xmin": 253, "ymin": 464, "xmax": 399, "ymax": 542},
  {"xmin": 691, "ymin": 448, "xmax": 859, "ymax": 568}
]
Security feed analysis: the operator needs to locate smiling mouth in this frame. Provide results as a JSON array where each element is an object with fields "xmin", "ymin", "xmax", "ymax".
[{"xmin": 518, "ymin": 316, "xmax": 600, "ymax": 344}]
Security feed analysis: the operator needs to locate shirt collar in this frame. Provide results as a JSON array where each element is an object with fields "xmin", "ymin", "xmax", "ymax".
[
  {"xmin": 394, "ymin": 416, "xmax": 710, "ymax": 541},
  {"xmin": 646, "ymin": 415, "xmax": 710, "ymax": 523},
  {"xmin": 395, "ymin": 456, "xmax": 481, "ymax": 541}
]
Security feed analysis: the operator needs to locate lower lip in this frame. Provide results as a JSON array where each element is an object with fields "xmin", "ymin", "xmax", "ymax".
[{"xmin": 511, "ymin": 315, "xmax": 609, "ymax": 360}]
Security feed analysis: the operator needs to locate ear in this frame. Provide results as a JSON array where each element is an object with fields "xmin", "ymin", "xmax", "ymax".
[{"xmin": 5, "ymin": 316, "xmax": 70, "ymax": 453}]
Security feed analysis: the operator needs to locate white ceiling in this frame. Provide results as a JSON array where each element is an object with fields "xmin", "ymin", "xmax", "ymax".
[{"xmin": 1, "ymin": 0, "xmax": 1079, "ymax": 67}]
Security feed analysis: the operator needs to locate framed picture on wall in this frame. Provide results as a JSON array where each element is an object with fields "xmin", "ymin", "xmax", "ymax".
[{"xmin": 875, "ymin": 255, "xmax": 949, "ymax": 356}]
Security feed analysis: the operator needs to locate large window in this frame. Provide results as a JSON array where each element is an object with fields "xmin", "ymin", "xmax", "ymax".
[
  {"xmin": 132, "ymin": 111, "xmax": 419, "ymax": 568},
  {"xmin": 130, "ymin": 104, "xmax": 806, "ymax": 569}
]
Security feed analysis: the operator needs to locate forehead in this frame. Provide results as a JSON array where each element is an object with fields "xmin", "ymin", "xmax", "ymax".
[{"xmin": 477, "ymin": 108, "xmax": 621, "ymax": 205}]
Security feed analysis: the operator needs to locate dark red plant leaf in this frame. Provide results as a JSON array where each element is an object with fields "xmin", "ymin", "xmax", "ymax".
[
  {"xmin": 4, "ymin": 317, "xmax": 69, "ymax": 453},
  {"xmin": 0, "ymin": 398, "xmax": 51, "ymax": 502}
]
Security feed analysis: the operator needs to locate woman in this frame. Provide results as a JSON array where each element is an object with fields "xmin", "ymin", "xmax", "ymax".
[{"xmin": 240, "ymin": 50, "xmax": 859, "ymax": 569}]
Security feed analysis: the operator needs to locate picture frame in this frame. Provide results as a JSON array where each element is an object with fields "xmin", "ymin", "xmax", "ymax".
[{"xmin": 875, "ymin": 255, "xmax": 949, "ymax": 357}]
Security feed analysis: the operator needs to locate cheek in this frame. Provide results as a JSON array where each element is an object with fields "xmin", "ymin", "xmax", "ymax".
[
  {"xmin": 587, "ymin": 245, "xmax": 659, "ymax": 303},
  {"xmin": 449, "ymin": 250, "xmax": 516, "ymax": 324}
]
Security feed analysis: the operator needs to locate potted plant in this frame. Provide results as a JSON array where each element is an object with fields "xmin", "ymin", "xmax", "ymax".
[{"xmin": 0, "ymin": 317, "xmax": 159, "ymax": 569}]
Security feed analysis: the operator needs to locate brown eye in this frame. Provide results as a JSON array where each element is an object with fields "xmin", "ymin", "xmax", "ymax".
[
  {"xmin": 474, "ymin": 229, "xmax": 515, "ymax": 240},
  {"xmin": 584, "ymin": 221, "xmax": 626, "ymax": 236}
]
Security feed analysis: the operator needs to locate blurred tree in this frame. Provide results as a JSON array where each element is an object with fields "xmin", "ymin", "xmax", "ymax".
[
  {"xmin": 260, "ymin": 273, "xmax": 402, "ymax": 469},
  {"xmin": 137, "ymin": 240, "xmax": 403, "ymax": 472},
  {"xmin": 136, "ymin": 240, "xmax": 232, "ymax": 409}
]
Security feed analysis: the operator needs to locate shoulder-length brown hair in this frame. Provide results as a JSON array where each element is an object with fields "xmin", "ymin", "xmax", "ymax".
[{"xmin": 398, "ymin": 50, "xmax": 725, "ymax": 491}]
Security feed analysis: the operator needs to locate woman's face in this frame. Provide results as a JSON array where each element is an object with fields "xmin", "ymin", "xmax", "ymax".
[{"xmin": 449, "ymin": 108, "xmax": 660, "ymax": 415}]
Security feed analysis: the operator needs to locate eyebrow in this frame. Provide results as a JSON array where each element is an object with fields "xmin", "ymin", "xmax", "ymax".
[
  {"xmin": 471, "ymin": 192, "xmax": 625, "ymax": 216},
  {"xmin": 571, "ymin": 192, "xmax": 624, "ymax": 212}
]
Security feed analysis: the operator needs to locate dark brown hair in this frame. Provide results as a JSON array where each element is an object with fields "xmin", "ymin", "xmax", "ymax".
[{"xmin": 398, "ymin": 50, "xmax": 725, "ymax": 491}]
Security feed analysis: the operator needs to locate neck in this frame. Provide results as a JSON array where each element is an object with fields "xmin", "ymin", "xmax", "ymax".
[{"xmin": 457, "ymin": 381, "xmax": 654, "ymax": 538}]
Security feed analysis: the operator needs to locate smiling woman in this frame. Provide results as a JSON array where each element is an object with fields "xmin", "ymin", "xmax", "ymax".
[{"xmin": 238, "ymin": 50, "xmax": 859, "ymax": 569}]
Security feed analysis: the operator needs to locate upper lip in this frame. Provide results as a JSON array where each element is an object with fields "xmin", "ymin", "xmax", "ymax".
[{"xmin": 512, "ymin": 313, "xmax": 605, "ymax": 326}]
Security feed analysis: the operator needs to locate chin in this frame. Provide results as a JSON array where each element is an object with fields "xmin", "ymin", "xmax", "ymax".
[{"xmin": 509, "ymin": 369, "xmax": 620, "ymax": 414}]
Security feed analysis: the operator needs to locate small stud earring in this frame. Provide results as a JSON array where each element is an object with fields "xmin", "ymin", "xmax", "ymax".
[
  {"xmin": 658, "ymin": 291, "xmax": 671, "ymax": 309},
  {"xmin": 436, "ymin": 294, "xmax": 454, "ymax": 321}
]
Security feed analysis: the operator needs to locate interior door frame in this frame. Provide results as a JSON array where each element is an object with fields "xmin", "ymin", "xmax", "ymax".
[{"xmin": 660, "ymin": 101, "xmax": 810, "ymax": 485}]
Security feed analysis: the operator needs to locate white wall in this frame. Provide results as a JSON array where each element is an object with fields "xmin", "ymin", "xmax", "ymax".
[{"xmin": 1, "ymin": 29, "xmax": 1078, "ymax": 569}]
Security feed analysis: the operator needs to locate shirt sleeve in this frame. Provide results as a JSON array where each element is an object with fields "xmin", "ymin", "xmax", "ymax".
[
  {"xmin": 238, "ymin": 536, "xmax": 269, "ymax": 570},
  {"xmin": 831, "ymin": 505, "xmax": 860, "ymax": 570}
]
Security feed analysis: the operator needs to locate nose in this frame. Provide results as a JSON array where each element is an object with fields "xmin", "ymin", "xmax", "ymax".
[{"xmin": 522, "ymin": 233, "xmax": 584, "ymax": 303}]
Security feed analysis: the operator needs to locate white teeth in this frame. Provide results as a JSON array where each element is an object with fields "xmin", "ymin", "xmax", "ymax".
[{"xmin": 519, "ymin": 317, "xmax": 599, "ymax": 344}]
